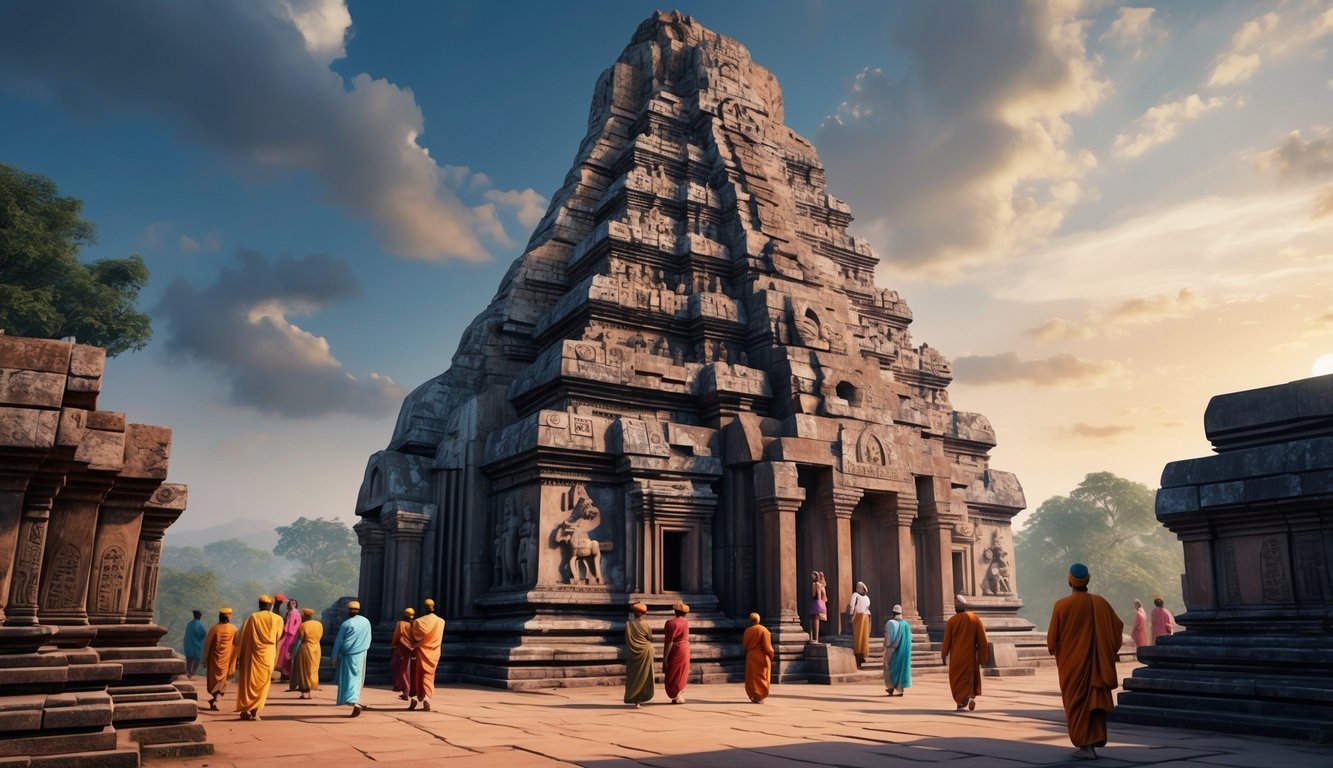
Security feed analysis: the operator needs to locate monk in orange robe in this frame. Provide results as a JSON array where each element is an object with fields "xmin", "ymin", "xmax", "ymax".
[
  {"xmin": 941, "ymin": 605, "xmax": 988, "ymax": 711},
  {"xmin": 290, "ymin": 608, "xmax": 323, "ymax": 699},
  {"xmin": 741, "ymin": 612, "xmax": 773, "ymax": 703},
  {"xmin": 234, "ymin": 595, "xmax": 285, "ymax": 720},
  {"xmin": 203, "ymin": 608, "xmax": 238, "ymax": 711},
  {"xmin": 1048, "ymin": 563, "xmax": 1125, "ymax": 761},
  {"xmin": 409, "ymin": 598, "xmax": 445, "ymax": 711},
  {"xmin": 390, "ymin": 607, "xmax": 415, "ymax": 700}
]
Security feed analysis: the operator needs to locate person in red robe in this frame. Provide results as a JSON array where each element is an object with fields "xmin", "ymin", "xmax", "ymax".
[
  {"xmin": 1151, "ymin": 596, "xmax": 1174, "ymax": 641},
  {"xmin": 1048, "ymin": 563, "xmax": 1126, "ymax": 761},
  {"xmin": 663, "ymin": 602, "xmax": 690, "ymax": 704},
  {"xmin": 1131, "ymin": 599, "xmax": 1149, "ymax": 648}
]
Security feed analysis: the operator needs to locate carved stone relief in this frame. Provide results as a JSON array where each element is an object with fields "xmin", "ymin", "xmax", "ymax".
[
  {"xmin": 1259, "ymin": 536, "xmax": 1292, "ymax": 603},
  {"xmin": 980, "ymin": 530, "xmax": 1013, "ymax": 596},
  {"xmin": 95, "ymin": 545, "xmax": 128, "ymax": 614},
  {"xmin": 551, "ymin": 484, "xmax": 611, "ymax": 585},
  {"xmin": 44, "ymin": 543, "xmax": 82, "ymax": 610}
]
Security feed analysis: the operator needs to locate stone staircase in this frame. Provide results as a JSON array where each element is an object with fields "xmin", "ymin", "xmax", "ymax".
[{"xmin": 1114, "ymin": 633, "xmax": 1333, "ymax": 743}]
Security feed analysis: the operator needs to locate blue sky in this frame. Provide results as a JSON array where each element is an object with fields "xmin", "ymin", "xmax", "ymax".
[{"xmin": 2, "ymin": 0, "xmax": 1330, "ymax": 535}]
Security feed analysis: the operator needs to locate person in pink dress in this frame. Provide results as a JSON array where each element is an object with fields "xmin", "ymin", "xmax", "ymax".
[
  {"xmin": 663, "ymin": 602, "xmax": 691, "ymax": 704},
  {"xmin": 275, "ymin": 598, "xmax": 302, "ymax": 681},
  {"xmin": 1131, "ymin": 599, "xmax": 1149, "ymax": 648},
  {"xmin": 1151, "ymin": 596, "xmax": 1175, "ymax": 641}
]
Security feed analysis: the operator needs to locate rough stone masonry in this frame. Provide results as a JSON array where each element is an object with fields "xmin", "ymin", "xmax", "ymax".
[
  {"xmin": 0, "ymin": 334, "xmax": 209, "ymax": 766},
  {"xmin": 354, "ymin": 11, "xmax": 1037, "ymax": 689}
]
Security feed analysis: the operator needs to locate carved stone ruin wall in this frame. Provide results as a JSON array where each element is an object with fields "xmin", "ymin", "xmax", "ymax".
[
  {"xmin": 0, "ymin": 335, "xmax": 208, "ymax": 765},
  {"xmin": 1116, "ymin": 373, "xmax": 1333, "ymax": 742},
  {"xmin": 354, "ymin": 11, "xmax": 1032, "ymax": 688}
]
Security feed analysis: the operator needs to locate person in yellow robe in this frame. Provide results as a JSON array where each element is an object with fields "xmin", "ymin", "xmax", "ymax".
[
  {"xmin": 847, "ymin": 581, "xmax": 871, "ymax": 666},
  {"xmin": 941, "ymin": 604, "xmax": 988, "ymax": 711},
  {"xmin": 408, "ymin": 598, "xmax": 445, "ymax": 711},
  {"xmin": 203, "ymin": 608, "xmax": 237, "ymax": 711},
  {"xmin": 741, "ymin": 612, "xmax": 773, "ymax": 704},
  {"xmin": 1048, "ymin": 563, "xmax": 1125, "ymax": 761},
  {"xmin": 623, "ymin": 603, "xmax": 654, "ymax": 707},
  {"xmin": 289, "ymin": 608, "xmax": 323, "ymax": 699},
  {"xmin": 234, "ymin": 595, "xmax": 285, "ymax": 720}
]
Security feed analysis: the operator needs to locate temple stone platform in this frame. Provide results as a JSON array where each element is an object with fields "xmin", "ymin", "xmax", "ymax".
[
  {"xmin": 1115, "ymin": 373, "xmax": 1333, "ymax": 743},
  {"xmin": 162, "ymin": 663, "xmax": 1328, "ymax": 767},
  {"xmin": 0, "ymin": 335, "xmax": 209, "ymax": 766}
]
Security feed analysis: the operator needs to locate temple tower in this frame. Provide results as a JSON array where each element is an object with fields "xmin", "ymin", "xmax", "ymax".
[{"xmin": 355, "ymin": 11, "xmax": 1030, "ymax": 687}]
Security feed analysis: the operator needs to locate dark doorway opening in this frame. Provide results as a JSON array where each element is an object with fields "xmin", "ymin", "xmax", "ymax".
[
  {"xmin": 663, "ymin": 531, "xmax": 686, "ymax": 592},
  {"xmin": 952, "ymin": 551, "xmax": 966, "ymax": 597}
]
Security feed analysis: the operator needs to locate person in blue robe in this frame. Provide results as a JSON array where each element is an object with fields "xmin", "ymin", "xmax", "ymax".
[{"xmin": 332, "ymin": 600, "xmax": 373, "ymax": 716}]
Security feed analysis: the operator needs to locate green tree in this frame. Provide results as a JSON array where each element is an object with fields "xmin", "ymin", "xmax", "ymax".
[
  {"xmin": 155, "ymin": 567, "xmax": 225, "ymax": 651},
  {"xmin": 1015, "ymin": 472, "xmax": 1184, "ymax": 630},
  {"xmin": 0, "ymin": 162, "xmax": 151, "ymax": 355},
  {"xmin": 274, "ymin": 516, "xmax": 356, "ymax": 574}
]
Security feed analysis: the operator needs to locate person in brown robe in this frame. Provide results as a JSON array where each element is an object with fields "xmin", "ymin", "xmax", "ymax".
[
  {"xmin": 1048, "ymin": 563, "xmax": 1125, "ymax": 761},
  {"xmin": 941, "ymin": 603, "xmax": 988, "ymax": 711},
  {"xmin": 203, "ymin": 608, "xmax": 237, "ymax": 711},
  {"xmin": 391, "ymin": 607, "xmax": 415, "ymax": 700},
  {"xmin": 741, "ymin": 612, "xmax": 773, "ymax": 703},
  {"xmin": 408, "ymin": 598, "xmax": 445, "ymax": 711},
  {"xmin": 623, "ymin": 603, "xmax": 654, "ymax": 707}
]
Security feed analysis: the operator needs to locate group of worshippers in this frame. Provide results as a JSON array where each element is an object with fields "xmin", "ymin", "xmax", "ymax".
[
  {"xmin": 1130, "ymin": 596, "xmax": 1176, "ymax": 648},
  {"xmin": 622, "ymin": 602, "xmax": 778, "ymax": 708},
  {"xmin": 182, "ymin": 594, "xmax": 445, "ymax": 720},
  {"xmin": 621, "ymin": 563, "xmax": 1128, "ymax": 762}
]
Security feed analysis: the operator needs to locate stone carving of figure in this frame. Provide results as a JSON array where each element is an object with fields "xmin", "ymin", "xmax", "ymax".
[
  {"xmin": 654, "ymin": 269, "xmax": 669, "ymax": 292},
  {"xmin": 552, "ymin": 485, "xmax": 606, "ymax": 584},
  {"xmin": 980, "ymin": 531, "xmax": 1012, "ymax": 596},
  {"xmin": 500, "ymin": 498, "xmax": 519, "ymax": 585},
  {"xmin": 671, "ymin": 346, "xmax": 684, "ymax": 366},
  {"xmin": 651, "ymin": 337, "xmax": 668, "ymax": 357},
  {"xmin": 517, "ymin": 504, "xmax": 536, "ymax": 585},
  {"xmin": 792, "ymin": 309, "xmax": 822, "ymax": 348},
  {"xmin": 493, "ymin": 510, "xmax": 507, "ymax": 586}
]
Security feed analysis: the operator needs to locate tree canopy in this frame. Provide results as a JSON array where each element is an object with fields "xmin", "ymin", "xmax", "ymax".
[
  {"xmin": 274, "ymin": 516, "xmax": 357, "ymax": 573},
  {"xmin": 0, "ymin": 163, "xmax": 151, "ymax": 355},
  {"xmin": 1015, "ymin": 472, "xmax": 1184, "ymax": 631}
]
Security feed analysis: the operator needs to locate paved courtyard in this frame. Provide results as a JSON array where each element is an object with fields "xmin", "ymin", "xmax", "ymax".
[{"xmin": 166, "ymin": 663, "xmax": 1327, "ymax": 768}]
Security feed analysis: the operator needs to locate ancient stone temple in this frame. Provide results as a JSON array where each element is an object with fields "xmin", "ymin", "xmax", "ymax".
[
  {"xmin": 355, "ymin": 11, "xmax": 1030, "ymax": 688},
  {"xmin": 0, "ymin": 335, "xmax": 209, "ymax": 766},
  {"xmin": 1117, "ymin": 373, "xmax": 1333, "ymax": 742}
]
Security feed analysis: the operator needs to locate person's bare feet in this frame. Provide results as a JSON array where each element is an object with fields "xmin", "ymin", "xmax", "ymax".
[
  {"xmin": 421, "ymin": 700, "xmax": 430, "ymax": 711},
  {"xmin": 350, "ymin": 704, "xmax": 363, "ymax": 718},
  {"xmin": 1071, "ymin": 747, "xmax": 1097, "ymax": 760},
  {"xmin": 408, "ymin": 698, "xmax": 418, "ymax": 710}
]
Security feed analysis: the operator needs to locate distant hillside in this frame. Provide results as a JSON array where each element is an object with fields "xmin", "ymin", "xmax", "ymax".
[{"xmin": 164, "ymin": 518, "xmax": 282, "ymax": 551}]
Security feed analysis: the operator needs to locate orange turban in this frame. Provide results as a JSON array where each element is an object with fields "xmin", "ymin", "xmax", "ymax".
[
  {"xmin": 630, "ymin": 603, "xmax": 648, "ymax": 615},
  {"xmin": 300, "ymin": 608, "xmax": 315, "ymax": 619}
]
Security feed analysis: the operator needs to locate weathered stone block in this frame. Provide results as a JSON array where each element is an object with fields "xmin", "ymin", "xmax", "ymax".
[
  {"xmin": 0, "ymin": 407, "xmax": 58, "ymax": 450},
  {"xmin": 0, "ymin": 370, "xmax": 66, "ymax": 409},
  {"xmin": 67, "ymin": 346, "xmax": 105, "ymax": 379},
  {"xmin": 0, "ymin": 339, "xmax": 72, "ymax": 375}
]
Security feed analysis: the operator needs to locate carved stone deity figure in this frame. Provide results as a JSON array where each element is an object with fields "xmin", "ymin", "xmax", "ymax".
[
  {"xmin": 500, "ymin": 497, "xmax": 520, "ymax": 585},
  {"xmin": 552, "ymin": 485, "xmax": 606, "ymax": 584},
  {"xmin": 980, "ymin": 531, "xmax": 1013, "ymax": 596},
  {"xmin": 517, "ymin": 504, "xmax": 536, "ymax": 585}
]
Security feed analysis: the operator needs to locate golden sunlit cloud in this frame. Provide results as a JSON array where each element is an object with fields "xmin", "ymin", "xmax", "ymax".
[{"xmin": 1314, "ymin": 354, "xmax": 1333, "ymax": 376}]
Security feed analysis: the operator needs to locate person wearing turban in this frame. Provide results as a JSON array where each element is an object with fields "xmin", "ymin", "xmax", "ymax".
[
  {"xmin": 235, "ymin": 596, "xmax": 284, "ymax": 720},
  {"xmin": 203, "ymin": 608, "xmax": 237, "ymax": 711},
  {"xmin": 741, "ymin": 613, "xmax": 773, "ymax": 704},
  {"xmin": 333, "ymin": 600, "xmax": 373, "ymax": 716},
  {"xmin": 662, "ymin": 603, "xmax": 691, "ymax": 704},
  {"xmin": 941, "ymin": 598, "xmax": 989, "ymax": 711},
  {"xmin": 391, "ymin": 607, "xmax": 416, "ymax": 700},
  {"xmin": 1151, "ymin": 595, "xmax": 1175, "ymax": 642},
  {"xmin": 847, "ymin": 581, "xmax": 872, "ymax": 666},
  {"xmin": 288, "ymin": 608, "xmax": 322, "ymax": 699},
  {"xmin": 1047, "ymin": 563, "xmax": 1125, "ymax": 761},
  {"xmin": 409, "ymin": 598, "xmax": 445, "ymax": 711},
  {"xmin": 182, "ymin": 609, "xmax": 207, "ymax": 679},
  {"xmin": 883, "ymin": 604, "xmax": 912, "ymax": 697},
  {"xmin": 623, "ymin": 603, "xmax": 654, "ymax": 707}
]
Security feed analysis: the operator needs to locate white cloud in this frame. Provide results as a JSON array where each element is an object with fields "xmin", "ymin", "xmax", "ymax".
[
  {"xmin": 1100, "ymin": 7, "xmax": 1166, "ymax": 58},
  {"xmin": 1027, "ymin": 317, "xmax": 1095, "ymax": 343},
  {"xmin": 157, "ymin": 249, "xmax": 405, "ymax": 417},
  {"xmin": 484, "ymin": 188, "xmax": 547, "ymax": 230},
  {"xmin": 816, "ymin": 0, "xmax": 1107, "ymax": 279},
  {"xmin": 471, "ymin": 203, "xmax": 513, "ymax": 247},
  {"xmin": 179, "ymin": 234, "xmax": 200, "ymax": 253},
  {"xmin": 1257, "ymin": 130, "xmax": 1333, "ymax": 180},
  {"xmin": 0, "ymin": 0, "xmax": 490, "ymax": 263},
  {"xmin": 1112, "ymin": 94, "xmax": 1233, "ymax": 159},
  {"xmin": 953, "ymin": 352, "xmax": 1122, "ymax": 387},
  {"xmin": 996, "ymin": 189, "xmax": 1333, "ymax": 304},
  {"xmin": 1206, "ymin": 6, "xmax": 1333, "ymax": 87}
]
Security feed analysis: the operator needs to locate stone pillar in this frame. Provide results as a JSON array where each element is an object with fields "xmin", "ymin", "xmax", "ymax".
[
  {"xmin": 354, "ymin": 516, "xmax": 386, "ymax": 624},
  {"xmin": 823, "ymin": 486, "xmax": 862, "ymax": 636},
  {"xmin": 40, "ymin": 471, "xmax": 115, "ymax": 625},
  {"xmin": 0, "ymin": 463, "xmax": 38, "ymax": 624},
  {"xmin": 914, "ymin": 488, "xmax": 956, "ymax": 637},
  {"xmin": 126, "ymin": 483, "xmax": 186, "ymax": 628},
  {"xmin": 4, "ymin": 472, "xmax": 61, "ymax": 626},
  {"xmin": 874, "ymin": 489, "xmax": 921, "ymax": 625},
  {"xmin": 754, "ymin": 462, "xmax": 805, "ymax": 641},
  {"xmin": 88, "ymin": 424, "xmax": 171, "ymax": 633},
  {"xmin": 381, "ymin": 503, "xmax": 430, "ymax": 623}
]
